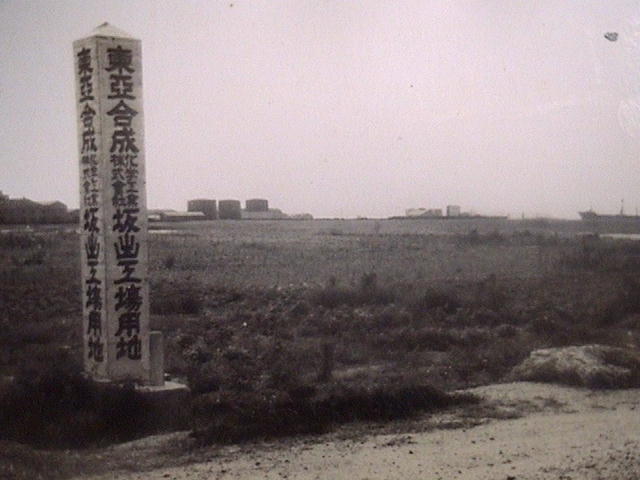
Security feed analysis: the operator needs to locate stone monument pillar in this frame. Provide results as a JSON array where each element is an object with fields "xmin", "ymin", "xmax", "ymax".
[{"xmin": 74, "ymin": 23, "xmax": 153, "ymax": 384}]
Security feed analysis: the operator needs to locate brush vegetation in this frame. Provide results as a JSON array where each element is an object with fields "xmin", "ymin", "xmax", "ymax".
[{"xmin": 1, "ymin": 222, "xmax": 639, "ymax": 459}]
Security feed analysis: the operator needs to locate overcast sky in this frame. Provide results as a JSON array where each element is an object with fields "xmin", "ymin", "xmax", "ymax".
[{"xmin": 1, "ymin": 1, "xmax": 639, "ymax": 218}]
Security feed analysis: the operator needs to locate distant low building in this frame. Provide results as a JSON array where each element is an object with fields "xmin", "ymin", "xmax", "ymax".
[
  {"xmin": 406, "ymin": 208, "xmax": 427, "ymax": 217},
  {"xmin": 158, "ymin": 211, "xmax": 207, "ymax": 222},
  {"xmin": 148, "ymin": 209, "xmax": 173, "ymax": 222},
  {"xmin": 405, "ymin": 208, "xmax": 442, "ymax": 218},
  {"xmin": 289, "ymin": 213, "xmax": 313, "ymax": 220},
  {"xmin": 241, "ymin": 208, "xmax": 288, "ymax": 220},
  {"xmin": 446, "ymin": 205, "xmax": 461, "ymax": 217}
]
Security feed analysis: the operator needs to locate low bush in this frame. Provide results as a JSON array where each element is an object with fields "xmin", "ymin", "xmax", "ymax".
[
  {"xmin": 594, "ymin": 276, "xmax": 640, "ymax": 326},
  {"xmin": 374, "ymin": 326, "xmax": 462, "ymax": 352},
  {"xmin": 454, "ymin": 229, "xmax": 507, "ymax": 247},
  {"xmin": 163, "ymin": 254, "xmax": 176, "ymax": 269},
  {"xmin": 309, "ymin": 273, "xmax": 395, "ymax": 308},
  {"xmin": 21, "ymin": 247, "xmax": 47, "ymax": 266},
  {"xmin": 0, "ymin": 440, "xmax": 70, "ymax": 480},
  {"xmin": 0, "ymin": 232, "xmax": 49, "ymax": 249},
  {"xmin": 0, "ymin": 371, "xmax": 153, "ymax": 448},
  {"xmin": 192, "ymin": 383, "xmax": 478, "ymax": 445},
  {"xmin": 413, "ymin": 288, "xmax": 461, "ymax": 314},
  {"xmin": 559, "ymin": 237, "xmax": 640, "ymax": 273},
  {"xmin": 150, "ymin": 286, "xmax": 204, "ymax": 315}
]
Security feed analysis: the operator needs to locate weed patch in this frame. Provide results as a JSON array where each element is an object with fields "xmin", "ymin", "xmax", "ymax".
[
  {"xmin": 412, "ymin": 288, "xmax": 461, "ymax": 314},
  {"xmin": 192, "ymin": 383, "xmax": 478, "ymax": 445},
  {"xmin": 4, "ymin": 226, "xmax": 640, "ymax": 450},
  {"xmin": 309, "ymin": 273, "xmax": 395, "ymax": 308},
  {"xmin": 0, "ymin": 232, "xmax": 50, "ymax": 249},
  {"xmin": 0, "ymin": 371, "xmax": 153, "ymax": 448},
  {"xmin": 151, "ymin": 282, "xmax": 204, "ymax": 315}
]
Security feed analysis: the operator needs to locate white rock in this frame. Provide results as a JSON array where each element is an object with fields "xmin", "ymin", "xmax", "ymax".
[{"xmin": 509, "ymin": 344, "xmax": 640, "ymax": 389}]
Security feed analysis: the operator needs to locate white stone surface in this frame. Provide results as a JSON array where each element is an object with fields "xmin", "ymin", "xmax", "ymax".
[{"xmin": 74, "ymin": 25, "xmax": 151, "ymax": 384}]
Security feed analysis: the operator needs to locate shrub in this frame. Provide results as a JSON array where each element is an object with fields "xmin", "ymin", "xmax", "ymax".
[
  {"xmin": 0, "ymin": 233, "xmax": 48, "ymax": 249},
  {"xmin": 151, "ymin": 288, "xmax": 204, "ymax": 314},
  {"xmin": 375, "ymin": 327, "xmax": 461, "ymax": 352},
  {"xmin": 0, "ymin": 372, "xmax": 153, "ymax": 448},
  {"xmin": 411, "ymin": 288, "xmax": 460, "ymax": 315},
  {"xmin": 496, "ymin": 323, "xmax": 518, "ymax": 338},
  {"xmin": 0, "ymin": 440, "xmax": 70, "ymax": 480},
  {"xmin": 187, "ymin": 361, "xmax": 222, "ymax": 394},
  {"xmin": 472, "ymin": 274, "xmax": 508, "ymax": 312},
  {"xmin": 21, "ymin": 248, "xmax": 46, "ymax": 266},
  {"xmin": 309, "ymin": 273, "xmax": 395, "ymax": 308},
  {"xmin": 457, "ymin": 229, "xmax": 480, "ymax": 246},
  {"xmin": 192, "ymin": 383, "xmax": 478, "ymax": 445},
  {"xmin": 596, "ymin": 276, "xmax": 640, "ymax": 326},
  {"xmin": 163, "ymin": 254, "xmax": 176, "ymax": 269},
  {"xmin": 454, "ymin": 229, "xmax": 506, "ymax": 247}
]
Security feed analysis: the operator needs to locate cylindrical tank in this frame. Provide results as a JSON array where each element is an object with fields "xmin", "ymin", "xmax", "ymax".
[
  {"xmin": 245, "ymin": 198, "xmax": 269, "ymax": 212},
  {"xmin": 188, "ymin": 199, "xmax": 217, "ymax": 219},
  {"xmin": 218, "ymin": 199, "xmax": 242, "ymax": 219}
]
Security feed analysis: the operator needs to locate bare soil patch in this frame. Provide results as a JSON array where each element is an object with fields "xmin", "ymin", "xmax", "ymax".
[{"xmin": 70, "ymin": 382, "xmax": 640, "ymax": 480}]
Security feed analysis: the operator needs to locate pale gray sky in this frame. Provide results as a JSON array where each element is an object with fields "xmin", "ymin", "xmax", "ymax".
[{"xmin": 1, "ymin": 1, "xmax": 639, "ymax": 218}]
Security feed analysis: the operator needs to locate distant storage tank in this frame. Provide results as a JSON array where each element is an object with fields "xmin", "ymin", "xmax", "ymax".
[
  {"xmin": 188, "ymin": 199, "xmax": 217, "ymax": 219},
  {"xmin": 446, "ymin": 205, "xmax": 461, "ymax": 217},
  {"xmin": 218, "ymin": 199, "xmax": 242, "ymax": 219},
  {"xmin": 245, "ymin": 198, "xmax": 269, "ymax": 212}
]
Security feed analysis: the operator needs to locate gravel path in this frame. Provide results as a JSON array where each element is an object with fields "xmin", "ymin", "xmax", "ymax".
[{"xmin": 82, "ymin": 383, "xmax": 640, "ymax": 480}]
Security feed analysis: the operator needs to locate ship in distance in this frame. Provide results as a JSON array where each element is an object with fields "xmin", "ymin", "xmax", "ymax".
[{"xmin": 579, "ymin": 201, "xmax": 640, "ymax": 222}]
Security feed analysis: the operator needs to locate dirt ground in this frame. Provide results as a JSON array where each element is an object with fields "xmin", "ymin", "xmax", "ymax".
[{"xmin": 79, "ymin": 382, "xmax": 640, "ymax": 480}]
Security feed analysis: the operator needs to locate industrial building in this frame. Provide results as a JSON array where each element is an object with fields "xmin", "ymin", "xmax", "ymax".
[
  {"xmin": 156, "ymin": 211, "xmax": 207, "ymax": 222},
  {"xmin": 245, "ymin": 198, "xmax": 269, "ymax": 212},
  {"xmin": 289, "ymin": 213, "xmax": 314, "ymax": 220},
  {"xmin": 181, "ymin": 197, "xmax": 305, "ymax": 221},
  {"xmin": 401, "ymin": 204, "xmax": 495, "ymax": 220},
  {"xmin": 241, "ymin": 208, "xmax": 288, "ymax": 220},
  {"xmin": 405, "ymin": 208, "xmax": 427, "ymax": 217},
  {"xmin": 218, "ymin": 199, "xmax": 242, "ymax": 220},
  {"xmin": 187, "ymin": 199, "xmax": 217, "ymax": 219},
  {"xmin": 405, "ymin": 208, "xmax": 443, "ymax": 218},
  {"xmin": 446, "ymin": 205, "xmax": 461, "ymax": 217}
]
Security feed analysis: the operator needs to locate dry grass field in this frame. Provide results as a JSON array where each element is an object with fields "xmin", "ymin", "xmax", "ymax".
[{"xmin": 1, "ymin": 219, "xmax": 640, "ymax": 477}]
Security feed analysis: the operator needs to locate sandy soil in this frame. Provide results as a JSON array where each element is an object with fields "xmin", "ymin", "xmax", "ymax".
[{"xmin": 81, "ymin": 382, "xmax": 640, "ymax": 480}]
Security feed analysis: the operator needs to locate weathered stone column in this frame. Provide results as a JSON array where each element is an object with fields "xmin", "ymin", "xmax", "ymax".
[{"xmin": 74, "ymin": 23, "xmax": 151, "ymax": 384}]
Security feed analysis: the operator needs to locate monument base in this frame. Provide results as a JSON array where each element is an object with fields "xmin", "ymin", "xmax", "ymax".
[{"xmin": 87, "ymin": 378, "xmax": 192, "ymax": 432}]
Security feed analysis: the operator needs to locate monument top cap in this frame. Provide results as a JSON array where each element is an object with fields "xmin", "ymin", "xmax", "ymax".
[{"xmin": 90, "ymin": 22, "xmax": 135, "ymax": 39}]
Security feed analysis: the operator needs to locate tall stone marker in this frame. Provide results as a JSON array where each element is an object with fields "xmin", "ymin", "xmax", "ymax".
[{"xmin": 74, "ymin": 23, "xmax": 152, "ymax": 384}]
